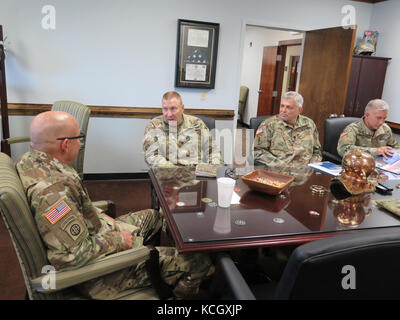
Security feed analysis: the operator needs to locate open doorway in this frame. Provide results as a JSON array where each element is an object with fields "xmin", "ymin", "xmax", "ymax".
[{"xmin": 239, "ymin": 25, "xmax": 304, "ymax": 126}]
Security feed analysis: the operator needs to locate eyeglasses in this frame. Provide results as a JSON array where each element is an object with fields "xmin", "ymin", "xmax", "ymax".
[{"xmin": 56, "ymin": 132, "xmax": 85, "ymax": 142}]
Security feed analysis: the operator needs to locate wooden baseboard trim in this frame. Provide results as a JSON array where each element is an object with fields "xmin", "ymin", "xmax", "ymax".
[{"xmin": 5, "ymin": 103, "xmax": 235, "ymax": 120}]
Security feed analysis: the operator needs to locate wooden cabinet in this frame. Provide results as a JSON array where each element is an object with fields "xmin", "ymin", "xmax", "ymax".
[{"xmin": 344, "ymin": 55, "xmax": 391, "ymax": 117}]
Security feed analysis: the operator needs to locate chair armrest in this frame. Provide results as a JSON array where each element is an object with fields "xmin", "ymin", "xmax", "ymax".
[
  {"xmin": 217, "ymin": 254, "xmax": 256, "ymax": 300},
  {"xmin": 5, "ymin": 136, "xmax": 31, "ymax": 144},
  {"xmin": 93, "ymin": 200, "xmax": 116, "ymax": 218},
  {"xmin": 31, "ymin": 246, "xmax": 150, "ymax": 293}
]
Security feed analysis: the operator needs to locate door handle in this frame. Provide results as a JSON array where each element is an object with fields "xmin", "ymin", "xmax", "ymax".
[{"xmin": 258, "ymin": 90, "xmax": 263, "ymax": 94}]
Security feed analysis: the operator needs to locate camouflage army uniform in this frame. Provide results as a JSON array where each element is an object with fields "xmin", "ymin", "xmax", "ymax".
[
  {"xmin": 337, "ymin": 118, "xmax": 400, "ymax": 158},
  {"xmin": 254, "ymin": 114, "xmax": 322, "ymax": 167},
  {"xmin": 143, "ymin": 114, "xmax": 223, "ymax": 167},
  {"xmin": 16, "ymin": 149, "xmax": 213, "ymax": 299}
]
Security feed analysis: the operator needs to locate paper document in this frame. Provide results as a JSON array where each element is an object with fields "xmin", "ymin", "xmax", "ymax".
[
  {"xmin": 308, "ymin": 161, "xmax": 342, "ymax": 177},
  {"xmin": 376, "ymin": 152, "xmax": 400, "ymax": 175},
  {"xmin": 231, "ymin": 192, "xmax": 241, "ymax": 205}
]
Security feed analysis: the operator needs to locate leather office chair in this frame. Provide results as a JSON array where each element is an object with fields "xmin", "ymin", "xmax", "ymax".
[
  {"xmin": 0, "ymin": 152, "xmax": 247, "ymax": 300},
  {"xmin": 249, "ymin": 116, "xmax": 272, "ymax": 137},
  {"xmin": 236, "ymin": 227, "xmax": 400, "ymax": 299},
  {"xmin": 193, "ymin": 114, "xmax": 215, "ymax": 131},
  {"xmin": 238, "ymin": 86, "xmax": 249, "ymax": 123},
  {"xmin": 323, "ymin": 117, "xmax": 360, "ymax": 164},
  {"xmin": 2, "ymin": 100, "xmax": 91, "ymax": 179},
  {"xmin": 0, "ymin": 152, "xmax": 157, "ymax": 300}
]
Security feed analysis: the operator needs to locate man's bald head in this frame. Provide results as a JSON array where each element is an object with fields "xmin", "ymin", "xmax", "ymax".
[{"xmin": 30, "ymin": 111, "xmax": 80, "ymax": 153}]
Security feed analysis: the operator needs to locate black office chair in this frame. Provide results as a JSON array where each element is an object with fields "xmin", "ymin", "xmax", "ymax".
[
  {"xmin": 249, "ymin": 116, "xmax": 272, "ymax": 137},
  {"xmin": 193, "ymin": 114, "xmax": 215, "ymax": 131},
  {"xmin": 237, "ymin": 227, "xmax": 400, "ymax": 299},
  {"xmin": 323, "ymin": 117, "xmax": 360, "ymax": 164}
]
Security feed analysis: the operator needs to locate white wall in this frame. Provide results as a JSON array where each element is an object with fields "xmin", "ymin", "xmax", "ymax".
[
  {"xmin": 370, "ymin": 0, "xmax": 400, "ymax": 123},
  {"xmin": 240, "ymin": 27, "xmax": 303, "ymax": 125},
  {"xmin": 0, "ymin": 0, "xmax": 374, "ymax": 173}
]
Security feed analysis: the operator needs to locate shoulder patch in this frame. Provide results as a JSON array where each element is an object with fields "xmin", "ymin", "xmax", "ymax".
[
  {"xmin": 256, "ymin": 127, "xmax": 263, "ymax": 135},
  {"xmin": 45, "ymin": 200, "xmax": 72, "ymax": 224}
]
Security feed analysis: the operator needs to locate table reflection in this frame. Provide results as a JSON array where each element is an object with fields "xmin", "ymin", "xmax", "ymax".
[
  {"xmin": 150, "ymin": 165, "xmax": 400, "ymax": 253},
  {"xmin": 329, "ymin": 193, "xmax": 371, "ymax": 228}
]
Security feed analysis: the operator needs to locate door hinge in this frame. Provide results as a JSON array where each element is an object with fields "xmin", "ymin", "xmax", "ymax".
[
  {"xmin": 276, "ymin": 55, "xmax": 282, "ymax": 62},
  {"xmin": 272, "ymin": 91, "xmax": 278, "ymax": 97}
]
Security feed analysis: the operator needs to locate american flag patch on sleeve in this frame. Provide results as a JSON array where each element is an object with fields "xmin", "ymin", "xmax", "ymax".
[{"xmin": 45, "ymin": 200, "xmax": 72, "ymax": 224}]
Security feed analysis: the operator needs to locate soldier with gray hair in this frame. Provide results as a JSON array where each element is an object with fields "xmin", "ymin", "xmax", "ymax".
[
  {"xmin": 16, "ymin": 111, "xmax": 215, "ymax": 299},
  {"xmin": 337, "ymin": 99, "xmax": 400, "ymax": 159},
  {"xmin": 254, "ymin": 91, "xmax": 322, "ymax": 167}
]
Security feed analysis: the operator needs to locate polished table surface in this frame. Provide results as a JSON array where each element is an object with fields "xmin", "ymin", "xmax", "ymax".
[{"xmin": 149, "ymin": 166, "xmax": 400, "ymax": 253}]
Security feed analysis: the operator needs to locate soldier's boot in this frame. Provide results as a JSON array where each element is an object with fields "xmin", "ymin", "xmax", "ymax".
[{"xmin": 145, "ymin": 247, "xmax": 173, "ymax": 299}]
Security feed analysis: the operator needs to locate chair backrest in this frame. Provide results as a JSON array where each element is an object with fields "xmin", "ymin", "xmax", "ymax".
[
  {"xmin": 323, "ymin": 117, "xmax": 359, "ymax": 163},
  {"xmin": 238, "ymin": 86, "xmax": 249, "ymax": 120},
  {"xmin": 0, "ymin": 152, "xmax": 62, "ymax": 299},
  {"xmin": 192, "ymin": 114, "xmax": 215, "ymax": 131},
  {"xmin": 274, "ymin": 227, "xmax": 400, "ymax": 299},
  {"xmin": 249, "ymin": 116, "xmax": 272, "ymax": 137},
  {"xmin": 52, "ymin": 101, "xmax": 91, "ymax": 179}
]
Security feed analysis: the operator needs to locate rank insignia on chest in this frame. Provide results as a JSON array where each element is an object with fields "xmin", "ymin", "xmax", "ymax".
[{"xmin": 45, "ymin": 200, "xmax": 72, "ymax": 224}]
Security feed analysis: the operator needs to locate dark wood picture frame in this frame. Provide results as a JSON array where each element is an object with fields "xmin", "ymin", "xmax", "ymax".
[{"xmin": 175, "ymin": 19, "xmax": 219, "ymax": 89}]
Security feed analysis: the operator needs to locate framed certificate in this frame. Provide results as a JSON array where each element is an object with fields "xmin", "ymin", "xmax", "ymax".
[{"xmin": 175, "ymin": 19, "xmax": 219, "ymax": 89}]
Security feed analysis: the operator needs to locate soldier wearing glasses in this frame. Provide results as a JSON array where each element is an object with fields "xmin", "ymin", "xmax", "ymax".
[{"xmin": 16, "ymin": 111, "xmax": 215, "ymax": 300}]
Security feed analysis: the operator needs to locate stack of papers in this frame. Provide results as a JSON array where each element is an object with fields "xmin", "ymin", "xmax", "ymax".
[
  {"xmin": 376, "ymin": 152, "xmax": 400, "ymax": 175},
  {"xmin": 308, "ymin": 161, "xmax": 342, "ymax": 176}
]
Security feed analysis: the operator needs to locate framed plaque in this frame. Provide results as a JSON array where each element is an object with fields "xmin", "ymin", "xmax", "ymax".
[{"xmin": 175, "ymin": 19, "xmax": 219, "ymax": 89}]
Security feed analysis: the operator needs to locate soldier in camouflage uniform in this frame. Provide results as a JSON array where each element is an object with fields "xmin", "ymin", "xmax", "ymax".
[
  {"xmin": 337, "ymin": 99, "xmax": 400, "ymax": 159},
  {"xmin": 143, "ymin": 91, "xmax": 223, "ymax": 167},
  {"xmin": 17, "ymin": 111, "xmax": 214, "ymax": 299},
  {"xmin": 254, "ymin": 91, "xmax": 322, "ymax": 167}
]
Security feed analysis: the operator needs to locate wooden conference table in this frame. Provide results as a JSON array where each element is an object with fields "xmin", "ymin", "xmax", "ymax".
[{"xmin": 149, "ymin": 165, "xmax": 400, "ymax": 253}]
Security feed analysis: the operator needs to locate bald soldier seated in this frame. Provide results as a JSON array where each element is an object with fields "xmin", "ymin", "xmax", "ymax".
[
  {"xmin": 16, "ymin": 111, "xmax": 215, "ymax": 300},
  {"xmin": 254, "ymin": 91, "xmax": 322, "ymax": 167},
  {"xmin": 143, "ymin": 91, "xmax": 223, "ymax": 167},
  {"xmin": 337, "ymin": 99, "xmax": 400, "ymax": 159}
]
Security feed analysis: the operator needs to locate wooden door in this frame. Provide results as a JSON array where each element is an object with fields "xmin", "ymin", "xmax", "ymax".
[
  {"xmin": 257, "ymin": 46, "xmax": 278, "ymax": 116},
  {"xmin": 344, "ymin": 56, "xmax": 362, "ymax": 116},
  {"xmin": 353, "ymin": 56, "xmax": 390, "ymax": 117},
  {"xmin": 298, "ymin": 26, "xmax": 356, "ymax": 143}
]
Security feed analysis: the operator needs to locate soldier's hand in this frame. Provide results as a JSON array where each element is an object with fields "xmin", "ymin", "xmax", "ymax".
[
  {"xmin": 378, "ymin": 146, "xmax": 394, "ymax": 159},
  {"xmin": 121, "ymin": 231, "xmax": 133, "ymax": 250}
]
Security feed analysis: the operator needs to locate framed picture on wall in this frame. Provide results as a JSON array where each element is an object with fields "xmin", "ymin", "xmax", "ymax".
[{"xmin": 175, "ymin": 19, "xmax": 219, "ymax": 89}]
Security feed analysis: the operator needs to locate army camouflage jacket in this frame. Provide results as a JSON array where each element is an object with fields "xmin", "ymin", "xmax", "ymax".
[
  {"xmin": 337, "ymin": 118, "xmax": 400, "ymax": 158},
  {"xmin": 16, "ymin": 149, "xmax": 127, "ymax": 270},
  {"xmin": 254, "ymin": 114, "xmax": 322, "ymax": 167},
  {"xmin": 142, "ymin": 114, "xmax": 223, "ymax": 167}
]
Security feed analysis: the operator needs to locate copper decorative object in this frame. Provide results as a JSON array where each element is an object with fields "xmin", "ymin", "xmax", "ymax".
[{"xmin": 337, "ymin": 149, "xmax": 376, "ymax": 195}]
